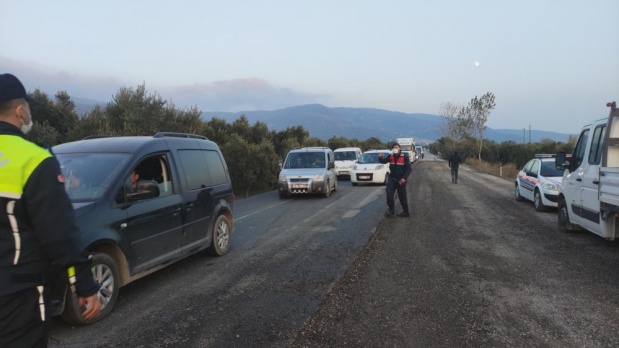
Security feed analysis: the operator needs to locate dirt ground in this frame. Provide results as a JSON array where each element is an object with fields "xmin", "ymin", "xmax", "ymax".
[{"xmin": 292, "ymin": 160, "xmax": 619, "ymax": 348}]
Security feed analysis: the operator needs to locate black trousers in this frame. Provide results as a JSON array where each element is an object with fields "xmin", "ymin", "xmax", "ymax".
[
  {"xmin": 451, "ymin": 167, "xmax": 459, "ymax": 183},
  {"xmin": 0, "ymin": 287, "xmax": 49, "ymax": 348},
  {"xmin": 386, "ymin": 178, "xmax": 408, "ymax": 212}
]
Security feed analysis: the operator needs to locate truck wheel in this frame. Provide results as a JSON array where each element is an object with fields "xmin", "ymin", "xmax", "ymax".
[
  {"xmin": 534, "ymin": 190, "xmax": 547, "ymax": 212},
  {"xmin": 514, "ymin": 184, "xmax": 524, "ymax": 202},
  {"xmin": 558, "ymin": 198, "xmax": 575, "ymax": 232},
  {"xmin": 61, "ymin": 252, "xmax": 119, "ymax": 325},
  {"xmin": 209, "ymin": 215, "xmax": 232, "ymax": 256}
]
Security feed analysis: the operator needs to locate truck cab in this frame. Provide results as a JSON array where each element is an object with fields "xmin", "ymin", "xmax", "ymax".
[{"xmin": 556, "ymin": 102, "xmax": 619, "ymax": 239}]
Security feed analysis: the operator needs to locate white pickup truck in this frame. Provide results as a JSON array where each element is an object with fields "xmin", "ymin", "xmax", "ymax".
[{"xmin": 556, "ymin": 101, "xmax": 619, "ymax": 239}]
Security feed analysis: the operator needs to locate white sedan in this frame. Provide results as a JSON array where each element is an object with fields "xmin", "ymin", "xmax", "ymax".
[{"xmin": 350, "ymin": 150, "xmax": 391, "ymax": 186}]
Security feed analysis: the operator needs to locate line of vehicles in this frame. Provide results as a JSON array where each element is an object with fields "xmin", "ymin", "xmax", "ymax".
[
  {"xmin": 276, "ymin": 138, "xmax": 425, "ymax": 197},
  {"xmin": 515, "ymin": 101, "xmax": 619, "ymax": 241}
]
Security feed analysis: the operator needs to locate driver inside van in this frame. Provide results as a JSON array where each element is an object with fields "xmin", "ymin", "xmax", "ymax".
[{"xmin": 312, "ymin": 154, "xmax": 325, "ymax": 168}]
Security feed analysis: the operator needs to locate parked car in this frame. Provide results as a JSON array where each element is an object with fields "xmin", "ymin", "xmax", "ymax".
[
  {"xmin": 334, "ymin": 147, "xmax": 362, "ymax": 178},
  {"xmin": 350, "ymin": 150, "xmax": 391, "ymax": 186},
  {"xmin": 514, "ymin": 154, "xmax": 564, "ymax": 211},
  {"xmin": 50, "ymin": 132, "xmax": 235, "ymax": 324},
  {"xmin": 277, "ymin": 147, "xmax": 337, "ymax": 198}
]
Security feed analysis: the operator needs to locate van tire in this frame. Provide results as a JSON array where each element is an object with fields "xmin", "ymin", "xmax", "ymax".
[
  {"xmin": 558, "ymin": 198, "xmax": 575, "ymax": 232},
  {"xmin": 209, "ymin": 215, "xmax": 232, "ymax": 256},
  {"xmin": 61, "ymin": 252, "xmax": 119, "ymax": 325},
  {"xmin": 323, "ymin": 180, "xmax": 331, "ymax": 198},
  {"xmin": 333, "ymin": 178, "xmax": 338, "ymax": 192}
]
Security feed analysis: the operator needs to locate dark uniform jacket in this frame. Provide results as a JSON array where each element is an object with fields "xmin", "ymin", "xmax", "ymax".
[
  {"xmin": 380, "ymin": 153, "xmax": 412, "ymax": 181},
  {"xmin": 0, "ymin": 121, "xmax": 98, "ymax": 297}
]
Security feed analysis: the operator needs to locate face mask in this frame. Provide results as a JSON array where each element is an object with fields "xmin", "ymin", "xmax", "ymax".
[
  {"xmin": 392, "ymin": 148, "xmax": 400, "ymax": 155},
  {"xmin": 20, "ymin": 107, "xmax": 33, "ymax": 134}
]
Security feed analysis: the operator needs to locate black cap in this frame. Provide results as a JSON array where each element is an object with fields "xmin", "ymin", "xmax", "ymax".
[{"xmin": 0, "ymin": 73, "xmax": 36, "ymax": 103}]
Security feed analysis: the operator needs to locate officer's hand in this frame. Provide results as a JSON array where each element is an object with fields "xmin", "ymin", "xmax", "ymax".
[
  {"xmin": 78, "ymin": 293, "xmax": 102, "ymax": 320},
  {"xmin": 399, "ymin": 178, "xmax": 406, "ymax": 186}
]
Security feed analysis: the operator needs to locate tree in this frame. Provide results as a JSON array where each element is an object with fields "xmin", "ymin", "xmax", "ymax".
[
  {"xmin": 468, "ymin": 92, "xmax": 496, "ymax": 160},
  {"xmin": 439, "ymin": 102, "xmax": 464, "ymax": 152}
]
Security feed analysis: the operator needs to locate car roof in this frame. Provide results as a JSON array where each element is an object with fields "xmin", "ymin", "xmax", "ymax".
[
  {"xmin": 334, "ymin": 147, "xmax": 361, "ymax": 152},
  {"xmin": 289, "ymin": 147, "xmax": 331, "ymax": 153},
  {"xmin": 52, "ymin": 134, "xmax": 217, "ymax": 154},
  {"xmin": 363, "ymin": 149, "xmax": 390, "ymax": 153}
]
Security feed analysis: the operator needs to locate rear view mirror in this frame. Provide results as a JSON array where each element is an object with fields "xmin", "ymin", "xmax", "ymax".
[{"xmin": 555, "ymin": 152, "xmax": 569, "ymax": 171}]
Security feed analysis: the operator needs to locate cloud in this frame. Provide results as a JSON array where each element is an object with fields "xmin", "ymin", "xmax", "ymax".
[
  {"xmin": 169, "ymin": 78, "xmax": 332, "ymax": 112},
  {"xmin": 1, "ymin": 57, "xmax": 331, "ymax": 112}
]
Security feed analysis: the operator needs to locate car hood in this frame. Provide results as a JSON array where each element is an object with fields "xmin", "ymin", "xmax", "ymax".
[
  {"xmin": 542, "ymin": 176, "xmax": 563, "ymax": 185},
  {"xmin": 280, "ymin": 168, "xmax": 326, "ymax": 177},
  {"xmin": 354, "ymin": 163, "xmax": 385, "ymax": 170},
  {"xmin": 72, "ymin": 202, "xmax": 96, "ymax": 218}
]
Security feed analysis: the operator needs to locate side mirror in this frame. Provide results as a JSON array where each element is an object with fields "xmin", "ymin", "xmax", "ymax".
[{"xmin": 555, "ymin": 152, "xmax": 569, "ymax": 171}]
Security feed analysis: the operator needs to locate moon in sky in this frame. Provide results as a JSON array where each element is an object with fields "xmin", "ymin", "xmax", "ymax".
[{"xmin": 474, "ymin": 61, "xmax": 480, "ymax": 67}]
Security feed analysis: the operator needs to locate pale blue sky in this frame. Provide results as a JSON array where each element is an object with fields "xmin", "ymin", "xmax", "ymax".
[{"xmin": 1, "ymin": 0, "xmax": 618, "ymax": 134}]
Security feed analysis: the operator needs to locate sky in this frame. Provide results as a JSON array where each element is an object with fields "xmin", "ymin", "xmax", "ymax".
[{"xmin": 1, "ymin": 0, "xmax": 618, "ymax": 134}]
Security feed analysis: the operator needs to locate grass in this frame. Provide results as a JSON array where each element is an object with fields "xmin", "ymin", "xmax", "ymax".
[{"xmin": 465, "ymin": 158, "xmax": 520, "ymax": 179}]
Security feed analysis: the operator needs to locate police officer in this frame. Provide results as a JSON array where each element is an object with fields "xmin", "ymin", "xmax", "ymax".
[
  {"xmin": 378, "ymin": 143, "xmax": 412, "ymax": 217},
  {"xmin": 0, "ymin": 74, "xmax": 101, "ymax": 347}
]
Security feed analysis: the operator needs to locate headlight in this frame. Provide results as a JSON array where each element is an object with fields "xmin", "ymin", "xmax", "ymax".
[
  {"xmin": 376, "ymin": 164, "xmax": 384, "ymax": 170},
  {"xmin": 542, "ymin": 183, "xmax": 559, "ymax": 191},
  {"xmin": 313, "ymin": 174, "xmax": 324, "ymax": 181},
  {"xmin": 279, "ymin": 174, "xmax": 287, "ymax": 182}
]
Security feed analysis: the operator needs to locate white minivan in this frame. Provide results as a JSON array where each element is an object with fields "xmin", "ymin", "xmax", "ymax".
[{"xmin": 333, "ymin": 147, "xmax": 362, "ymax": 178}]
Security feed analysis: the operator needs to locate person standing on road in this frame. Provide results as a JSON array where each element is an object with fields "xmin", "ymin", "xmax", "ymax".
[
  {"xmin": 0, "ymin": 73, "xmax": 101, "ymax": 347},
  {"xmin": 448, "ymin": 151, "xmax": 461, "ymax": 184},
  {"xmin": 378, "ymin": 143, "xmax": 412, "ymax": 217}
]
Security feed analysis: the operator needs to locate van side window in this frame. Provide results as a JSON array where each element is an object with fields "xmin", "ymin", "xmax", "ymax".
[
  {"xmin": 202, "ymin": 150, "xmax": 227, "ymax": 186},
  {"xmin": 115, "ymin": 154, "xmax": 172, "ymax": 204},
  {"xmin": 572, "ymin": 129, "xmax": 590, "ymax": 168},
  {"xmin": 588, "ymin": 125, "xmax": 606, "ymax": 165},
  {"xmin": 177, "ymin": 150, "xmax": 211, "ymax": 190}
]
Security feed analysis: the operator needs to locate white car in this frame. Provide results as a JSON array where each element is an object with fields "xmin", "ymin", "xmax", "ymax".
[
  {"xmin": 350, "ymin": 150, "xmax": 391, "ymax": 186},
  {"xmin": 514, "ymin": 154, "xmax": 564, "ymax": 211},
  {"xmin": 334, "ymin": 147, "xmax": 362, "ymax": 178}
]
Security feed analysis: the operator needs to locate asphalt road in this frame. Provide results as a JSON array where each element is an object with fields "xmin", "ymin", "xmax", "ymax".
[{"xmin": 50, "ymin": 155, "xmax": 619, "ymax": 347}]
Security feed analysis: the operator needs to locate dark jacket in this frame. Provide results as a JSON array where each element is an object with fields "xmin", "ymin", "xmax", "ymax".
[
  {"xmin": 379, "ymin": 152, "xmax": 411, "ymax": 180},
  {"xmin": 0, "ymin": 121, "xmax": 98, "ymax": 297},
  {"xmin": 449, "ymin": 153, "xmax": 461, "ymax": 169}
]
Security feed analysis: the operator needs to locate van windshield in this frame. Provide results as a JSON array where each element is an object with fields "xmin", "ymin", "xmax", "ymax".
[
  {"xmin": 284, "ymin": 152, "xmax": 326, "ymax": 169},
  {"xmin": 56, "ymin": 153, "xmax": 131, "ymax": 202},
  {"xmin": 334, "ymin": 151, "xmax": 356, "ymax": 161},
  {"xmin": 358, "ymin": 152, "xmax": 389, "ymax": 164}
]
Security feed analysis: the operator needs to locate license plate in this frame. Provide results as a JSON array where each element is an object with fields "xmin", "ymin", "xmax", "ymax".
[
  {"xmin": 291, "ymin": 184, "xmax": 307, "ymax": 189},
  {"xmin": 359, "ymin": 175, "xmax": 370, "ymax": 179}
]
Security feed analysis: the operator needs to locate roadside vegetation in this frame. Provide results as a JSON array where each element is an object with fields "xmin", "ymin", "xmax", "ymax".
[
  {"xmin": 430, "ymin": 92, "xmax": 576, "ymax": 178},
  {"xmin": 25, "ymin": 85, "xmax": 575, "ymax": 195}
]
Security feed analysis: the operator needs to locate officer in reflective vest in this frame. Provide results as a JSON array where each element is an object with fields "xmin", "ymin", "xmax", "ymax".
[
  {"xmin": 378, "ymin": 143, "xmax": 412, "ymax": 217},
  {"xmin": 0, "ymin": 74, "xmax": 101, "ymax": 347}
]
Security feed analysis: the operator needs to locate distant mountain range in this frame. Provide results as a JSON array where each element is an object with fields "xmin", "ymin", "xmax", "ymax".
[
  {"xmin": 73, "ymin": 100, "xmax": 572, "ymax": 144},
  {"xmin": 201, "ymin": 104, "xmax": 573, "ymax": 145}
]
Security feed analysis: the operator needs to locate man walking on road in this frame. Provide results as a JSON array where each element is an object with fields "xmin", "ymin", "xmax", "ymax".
[
  {"xmin": 0, "ymin": 73, "xmax": 101, "ymax": 347},
  {"xmin": 378, "ymin": 143, "xmax": 412, "ymax": 217},
  {"xmin": 448, "ymin": 151, "xmax": 461, "ymax": 184}
]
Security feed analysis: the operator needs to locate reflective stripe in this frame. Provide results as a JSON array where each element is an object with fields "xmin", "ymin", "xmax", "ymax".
[
  {"xmin": 67, "ymin": 266, "xmax": 77, "ymax": 293},
  {"xmin": 36, "ymin": 285, "xmax": 45, "ymax": 321},
  {"xmin": 6, "ymin": 201, "xmax": 21, "ymax": 265}
]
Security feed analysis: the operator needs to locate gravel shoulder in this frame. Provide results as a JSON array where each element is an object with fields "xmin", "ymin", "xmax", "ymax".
[{"xmin": 292, "ymin": 160, "xmax": 619, "ymax": 348}]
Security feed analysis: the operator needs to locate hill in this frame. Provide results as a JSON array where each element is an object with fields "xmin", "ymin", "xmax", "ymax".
[{"xmin": 201, "ymin": 104, "xmax": 572, "ymax": 144}]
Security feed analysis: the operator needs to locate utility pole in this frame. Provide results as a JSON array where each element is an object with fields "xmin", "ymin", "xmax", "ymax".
[{"xmin": 523, "ymin": 128, "xmax": 526, "ymax": 144}]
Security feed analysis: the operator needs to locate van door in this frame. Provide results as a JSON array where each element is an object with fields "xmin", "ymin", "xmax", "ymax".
[
  {"xmin": 579, "ymin": 124, "xmax": 606, "ymax": 234},
  {"xmin": 564, "ymin": 128, "xmax": 591, "ymax": 227},
  {"xmin": 175, "ymin": 149, "xmax": 216, "ymax": 254},
  {"xmin": 121, "ymin": 154, "xmax": 184, "ymax": 274}
]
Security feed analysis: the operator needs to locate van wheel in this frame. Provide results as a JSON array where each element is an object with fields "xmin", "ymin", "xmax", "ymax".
[
  {"xmin": 323, "ymin": 180, "xmax": 331, "ymax": 198},
  {"xmin": 209, "ymin": 215, "xmax": 232, "ymax": 256},
  {"xmin": 534, "ymin": 190, "xmax": 546, "ymax": 212},
  {"xmin": 61, "ymin": 252, "xmax": 119, "ymax": 325},
  {"xmin": 279, "ymin": 192, "xmax": 288, "ymax": 199},
  {"xmin": 515, "ymin": 184, "xmax": 524, "ymax": 201},
  {"xmin": 558, "ymin": 198, "xmax": 575, "ymax": 232},
  {"xmin": 333, "ymin": 178, "xmax": 338, "ymax": 192}
]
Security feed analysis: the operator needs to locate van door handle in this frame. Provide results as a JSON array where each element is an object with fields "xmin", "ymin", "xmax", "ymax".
[
  {"xmin": 576, "ymin": 178, "xmax": 582, "ymax": 182},
  {"xmin": 592, "ymin": 179, "xmax": 600, "ymax": 185}
]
